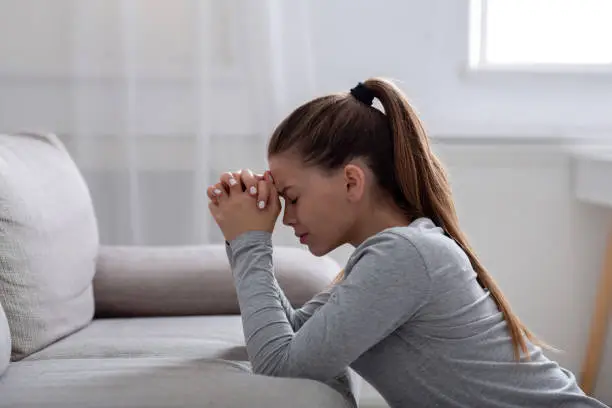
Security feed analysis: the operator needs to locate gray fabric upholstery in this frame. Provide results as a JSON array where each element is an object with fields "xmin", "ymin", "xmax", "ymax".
[
  {"xmin": 7, "ymin": 316, "xmax": 356, "ymax": 407},
  {"xmin": 0, "ymin": 357, "xmax": 352, "ymax": 408},
  {"xmin": 0, "ymin": 302, "xmax": 10, "ymax": 376},
  {"xmin": 0, "ymin": 132, "xmax": 99, "ymax": 361},
  {"xmin": 25, "ymin": 316, "xmax": 247, "ymax": 361},
  {"xmin": 94, "ymin": 244, "xmax": 341, "ymax": 317}
]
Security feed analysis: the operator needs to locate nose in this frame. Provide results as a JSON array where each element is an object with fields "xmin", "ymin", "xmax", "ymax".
[{"xmin": 282, "ymin": 204, "xmax": 296, "ymax": 227}]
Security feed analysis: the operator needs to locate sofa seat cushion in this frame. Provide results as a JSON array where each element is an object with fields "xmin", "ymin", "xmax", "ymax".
[
  {"xmin": 25, "ymin": 316, "xmax": 247, "ymax": 361},
  {"xmin": 0, "ymin": 357, "xmax": 353, "ymax": 408}
]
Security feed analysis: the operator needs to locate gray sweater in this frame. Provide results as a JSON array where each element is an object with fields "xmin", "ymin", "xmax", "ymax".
[{"xmin": 225, "ymin": 217, "xmax": 609, "ymax": 408}]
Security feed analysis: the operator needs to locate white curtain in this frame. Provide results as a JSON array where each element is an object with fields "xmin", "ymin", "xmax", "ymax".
[{"xmin": 0, "ymin": 0, "xmax": 316, "ymax": 247}]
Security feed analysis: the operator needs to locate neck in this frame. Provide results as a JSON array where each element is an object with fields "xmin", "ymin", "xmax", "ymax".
[{"xmin": 347, "ymin": 204, "xmax": 412, "ymax": 247}]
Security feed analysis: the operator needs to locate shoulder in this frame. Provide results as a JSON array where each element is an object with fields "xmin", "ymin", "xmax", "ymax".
[
  {"xmin": 400, "ymin": 223, "xmax": 474, "ymax": 279},
  {"xmin": 346, "ymin": 218, "xmax": 471, "ymax": 277},
  {"xmin": 355, "ymin": 228, "xmax": 423, "ymax": 262},
  {"xmin": 344, "ymin": 226, "xmax": 428, "ymax": 283},
  {"xmin": 340, "ymin": 225, "xmax": 433, "ymax": 311}
]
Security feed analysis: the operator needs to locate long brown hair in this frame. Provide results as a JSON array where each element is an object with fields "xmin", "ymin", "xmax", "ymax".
[{"xmin": 268, "ymin": 77, "xmax": 543, "ymax": 361}]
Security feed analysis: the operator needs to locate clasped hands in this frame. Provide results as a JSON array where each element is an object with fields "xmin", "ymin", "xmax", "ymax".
[{"xmin": 207, "ymin": 169, "xmax": 282, "ymax": 242}]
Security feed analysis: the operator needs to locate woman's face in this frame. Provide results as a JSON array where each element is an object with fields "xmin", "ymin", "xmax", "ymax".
[{"xmin": 268, "ymin": 153, "xmax": 362, "ymax": 256}]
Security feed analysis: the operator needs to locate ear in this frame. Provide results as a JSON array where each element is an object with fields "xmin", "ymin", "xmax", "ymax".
[{"xmin": 343, "ymin": 164, "xmax": 366, "ymax": 203}]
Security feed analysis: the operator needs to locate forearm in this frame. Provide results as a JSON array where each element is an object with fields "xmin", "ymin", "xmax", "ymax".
[
  {"xmin": 227, "ymin": 231, "xmax": 296, "ymax": 375},
  {"xmin": 225, "ymin": 234, "xmax": 317, "ymax": 331}
]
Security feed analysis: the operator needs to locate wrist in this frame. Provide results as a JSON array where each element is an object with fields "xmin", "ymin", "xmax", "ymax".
[
  {"xmin": 224, "ymin": 225, "xmax": 274, "ymax": 243},
  {"xmin": 226, "ymin": 230, "xmax": 273, "ymax": 247}
]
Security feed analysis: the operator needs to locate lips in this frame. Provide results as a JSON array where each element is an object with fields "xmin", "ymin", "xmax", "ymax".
[{"xmin": 295, "ymin": 232, "xmax": 309, "ymax": 244}]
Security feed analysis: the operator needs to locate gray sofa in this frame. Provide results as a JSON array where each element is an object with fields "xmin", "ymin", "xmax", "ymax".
[{"xmin": 0, "ymin": 132, "xmax": 358, "ymax": 407}]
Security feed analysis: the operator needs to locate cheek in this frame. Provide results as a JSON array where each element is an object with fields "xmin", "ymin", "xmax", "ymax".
[{"xmin": 305, "ymin": 193, "xmax": 350, "ymax": 229}]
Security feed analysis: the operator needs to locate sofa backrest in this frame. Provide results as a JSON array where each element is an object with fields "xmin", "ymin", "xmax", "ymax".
[
  {"xmin": 0, "ymin": 132, "xmax": 99, "ymax": 360},
  {"xmin": 0, "ymin": 301, "xmax": 10, "ymax": 376}
]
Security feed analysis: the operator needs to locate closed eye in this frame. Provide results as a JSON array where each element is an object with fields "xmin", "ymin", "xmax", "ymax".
[
  {"xmin": 281, "ymin": 196, "xmax": 298, "ymax": 205},
  {"xmin": 282, "ymin": 196, "xmax": 298, "ymax": 205},
  {"xmin": 278, "ymin": 186, "xmax": 298, "ymax": 205}
]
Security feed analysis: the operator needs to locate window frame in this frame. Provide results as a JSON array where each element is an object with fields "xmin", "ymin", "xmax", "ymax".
[{"xmin": 468, "ymin": 0, "xmax": 612, "ymax": 75}]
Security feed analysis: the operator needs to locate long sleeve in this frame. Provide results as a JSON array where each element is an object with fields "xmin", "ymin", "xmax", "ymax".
[
  {"xmin": 225, "ymin": 239, "xmax": 331, "ymax": 331},
  {"xmin": 227, "ymin": 230, "xmax": 432, "ymax": 382}
]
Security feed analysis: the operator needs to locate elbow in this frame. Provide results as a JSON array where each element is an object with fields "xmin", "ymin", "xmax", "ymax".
[
  {"xmin": 248, "ymin": 339, "xmax": 294, "ymax": 377},
  {"xmin": 248, "ymin": 343, "xmax": 324, "ymax": 380},
  {"xmin": 252, "ymin": 359, "xmax": 289, "ymax": 377},
  {"xmin": 251, "ymin": 350, "xmax": 303, "ymax": 378},
  {"xmin": 252, "ymin": 357, "xmax": 325, "ymax": 383}
]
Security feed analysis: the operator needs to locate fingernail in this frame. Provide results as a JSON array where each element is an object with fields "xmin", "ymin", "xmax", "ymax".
[
  {"xmin": 249, "ymin": 186, "xmax": 257, "ymax": 195},
  {"xmin": 229, "ymin": 178, "xmax": 237, "ymax": 186},
  {"xmin": 213, "ymin": 188, "xmax": 222, "ymax": 196},
  {"xmin": 258, "ymin": 201, "xmax": 265, "ymax": 209}
]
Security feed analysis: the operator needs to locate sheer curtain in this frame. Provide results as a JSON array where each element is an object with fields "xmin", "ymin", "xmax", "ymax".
[{"xmin": 0, "ymin": 0, "xmax": 316, "ymax": 247}]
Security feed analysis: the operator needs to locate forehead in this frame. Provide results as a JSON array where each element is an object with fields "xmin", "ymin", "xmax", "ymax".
[{"xmin": 268, "ymin": 154, "xmax": 306, "ymax": 188}]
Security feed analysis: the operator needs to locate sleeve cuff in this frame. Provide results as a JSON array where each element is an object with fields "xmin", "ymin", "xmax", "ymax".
[{"xmin": 228, "ymin": 230, "xmax": 273, "ymax": 252}]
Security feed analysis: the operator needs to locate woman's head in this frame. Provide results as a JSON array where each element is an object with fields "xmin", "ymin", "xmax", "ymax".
[
  {"xmin": 267, "ymin": 78, "xmax": 443, "ymax": 254},
  {"xmin": 267, "ymin": 77, "xmax": 542, "ymax": 361}
]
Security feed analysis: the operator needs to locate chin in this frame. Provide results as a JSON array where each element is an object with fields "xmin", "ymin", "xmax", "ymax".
[
  {"xmin": 308, "ymin": 247, "xmax": 328, "ymax": 257},
  {"xmin": 306, "ymin": 242, "xmax": 340, "ymax": 257}
]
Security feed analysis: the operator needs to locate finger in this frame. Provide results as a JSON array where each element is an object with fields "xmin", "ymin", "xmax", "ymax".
[
  {"xmin": 230, "ymin": 171, "xmax": 245, "ymax": 191},
  {"xmin": 256, "ymin": 179, "xmax": 269, "ymax": 210},
  {"xmin": 207, "ymin": 183, "xmax": 224, "ymax": 201},
  {"xmin": 220, "ymin": 172, "xmax": 241, "ymax": 195},
  {"xmin": 229, "ymin": 170, "xmax": 264, "ymax": 190},
  {"xmin": 264, "ymin": 170, "xmax": 275, "ymax": 185},
  {"xmin": 211, "ymin": 182, "xmax": 226, "ymax": 204},
  {"xmin": 240, "ymin": 169, "xmax": 259, "ymax": 197},
  {"xmin": 206, "ymin": 186, "xmax": 216, "ymax": 201}
]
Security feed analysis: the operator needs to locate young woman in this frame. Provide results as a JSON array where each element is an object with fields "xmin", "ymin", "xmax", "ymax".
[{"xmin": 207, "ymin": 78, "xmax": 609, "ymax": 407}]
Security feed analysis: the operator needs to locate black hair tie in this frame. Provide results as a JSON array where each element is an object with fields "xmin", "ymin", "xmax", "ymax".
[{"xmin": 350, "ymin": 82, "xmax": 375, "ymax": 106}]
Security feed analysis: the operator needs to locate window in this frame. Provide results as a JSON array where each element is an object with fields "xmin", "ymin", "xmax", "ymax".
[{"xmin": 470, "ymin": 0, "xmax": 612, "ymax": 69}]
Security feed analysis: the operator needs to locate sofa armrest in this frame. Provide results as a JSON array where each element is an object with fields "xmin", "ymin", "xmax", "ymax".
[{"xmin": 93, "ymin": 244, "xmax": 341, "ymax": 318}]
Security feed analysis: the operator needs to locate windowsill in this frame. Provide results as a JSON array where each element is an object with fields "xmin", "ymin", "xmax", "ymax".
[{"xmin": 461, "ymin": 63, "xmax": 612, "ymax": 78}]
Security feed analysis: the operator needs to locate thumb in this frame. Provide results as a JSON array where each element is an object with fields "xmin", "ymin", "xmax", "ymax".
[{"xmin": 268, "ymin": 182, "xmax": 281, "ymax": 213}]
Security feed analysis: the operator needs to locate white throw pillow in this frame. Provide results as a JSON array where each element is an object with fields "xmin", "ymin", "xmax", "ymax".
[
  {"xmin": 0, "ymin": 132, "xmax": 99, "ymax": 360},
  {"xmin": 0, "ymin": 301, "xmax": 10, "ymax": 375}
]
